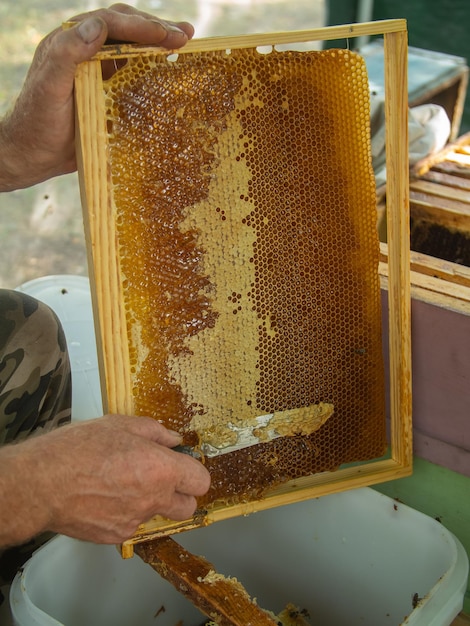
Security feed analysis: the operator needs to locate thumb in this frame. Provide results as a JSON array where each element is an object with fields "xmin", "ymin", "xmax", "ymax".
[
  {"xmin": 152, "ymin": 423, "xmax": 184, "ymax": 449},
  {"xmin": 71, "ymin": 16, "xmax": 109, "ymax": 56},
  {"xmin": 19, "ymin": 18, "xmax": 109, "ymax": 113},
  {"xmin": 123, "ymin": 415, "xmax": 183, "ymax": 448},
  {"xmin": 40, "ymin": 17, "xmax": 109, "ymax": 77},
  {"xmin": 29, "ymin": 18, "xmax": 109, "ymax": 98}
]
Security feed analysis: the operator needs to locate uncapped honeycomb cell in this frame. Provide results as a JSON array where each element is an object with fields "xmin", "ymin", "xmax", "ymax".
[{"xmin": 104, "ymin": 46, "xmax": 387, "ymax": 507}]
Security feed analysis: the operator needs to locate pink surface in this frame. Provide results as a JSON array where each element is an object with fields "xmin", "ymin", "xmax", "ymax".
[{"xmin": 382, "ymin": 291, "xmax": 470, "ymax": 477}]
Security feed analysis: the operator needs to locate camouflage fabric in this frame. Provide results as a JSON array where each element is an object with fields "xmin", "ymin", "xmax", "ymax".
[
  {"xmin": 0, "ymin": 289, "xmax": 71, "ymax": 444},
  {"xmin": 0, "ymin": 289, "xmax": 71, "ymax": 591}
]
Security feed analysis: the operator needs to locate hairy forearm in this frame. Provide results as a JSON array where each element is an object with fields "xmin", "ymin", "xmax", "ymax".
[
  {"xmin": 0, "ymin": 441, "xmax": 51, "ymax": 547},
  {"xmin": 0, "ymin": 107, "xmax": 76, "ymax": 193},
  {"xmin": 0, "ymin": 116, "xmax": 27, "ymax": 193}
]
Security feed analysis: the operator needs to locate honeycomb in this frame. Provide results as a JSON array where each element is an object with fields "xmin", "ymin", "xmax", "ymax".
[{"xmin": 103, "ymin": 45, "xmax": 387, "ymax": 507}]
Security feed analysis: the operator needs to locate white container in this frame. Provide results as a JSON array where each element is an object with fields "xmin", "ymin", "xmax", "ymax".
[
  {"xmin": 16, "ymin": 275, "xmax": 102, "ymax": 421},
  {"xmin": 10, "ymin": 488, "xmax": 468, "ymax": 626}
]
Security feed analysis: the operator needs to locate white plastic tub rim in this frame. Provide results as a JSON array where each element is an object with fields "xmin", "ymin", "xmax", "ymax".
[
  {"xmin": 10, "ymin": 488, "xmax": 469, "ymax": 626},
  {"xmin": 401, "ymin": 525, "xmax": 468, "ymax": 626},
  {"xmin": 16, "ymin": 274, "xmax": 103, "ymax": 421}
]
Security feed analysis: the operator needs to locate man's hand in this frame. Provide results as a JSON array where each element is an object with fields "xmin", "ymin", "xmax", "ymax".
[
  {"xmin": 0, "ymin": 3, "xmax": 194, "ymax": 192},
  {"xmin": 0, "ymin": 415, "xmax": 210, "ymax": 547}
]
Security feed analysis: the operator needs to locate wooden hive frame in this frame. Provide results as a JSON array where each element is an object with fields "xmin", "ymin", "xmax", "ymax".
[{"xmin": 74, "ymin": 18, "xmax": 411, "ymax": 557}]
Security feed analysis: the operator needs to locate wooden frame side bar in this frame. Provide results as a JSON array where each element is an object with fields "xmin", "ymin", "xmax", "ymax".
[
  {"xmin": 383, "ymin": 30, "xmax": 412, "ymax": 470},
  {"xmin": 75, "ymin": 61, "xmax": 133, "ymax": 415}
]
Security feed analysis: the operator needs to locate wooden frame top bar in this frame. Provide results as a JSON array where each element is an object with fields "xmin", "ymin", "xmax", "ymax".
[{"xmin": 91, "ymin": 19, "xmax": 407, "ymax": 60}]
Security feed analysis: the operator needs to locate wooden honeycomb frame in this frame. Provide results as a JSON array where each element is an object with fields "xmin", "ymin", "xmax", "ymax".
[{"xmin": 74, "ymin": 19, "xmax": 411, "ymax": 557}]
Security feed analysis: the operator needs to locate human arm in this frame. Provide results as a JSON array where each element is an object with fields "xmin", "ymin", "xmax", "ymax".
[
  {"xmin": 0, "ymin": 3, "xmax": 194, "ymax": 192},
  {"xmin": 0, "ymin": 415, "xmax": 210, "ymax": 547}
]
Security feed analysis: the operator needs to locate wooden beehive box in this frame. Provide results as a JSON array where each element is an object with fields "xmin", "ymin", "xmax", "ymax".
[
  {"xmin": 411, "ymin": 132, "xmax": 470, "ymax": 263},
  {"xmin": 74, "ymin": 19, "xmax": 411, "ymax": 557},
  {"xmin": 380, "ymin": 133, "xmax": 470, "ymax": 478}
]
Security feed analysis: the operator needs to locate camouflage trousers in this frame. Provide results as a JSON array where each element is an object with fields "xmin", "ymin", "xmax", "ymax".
[
  {"xmin": 0, "ymin": 289, "xmax": 72, "ymax": 592},
  {"xmin": 0, "ymin": 289, "xmax": 71, "ymax": 444}
]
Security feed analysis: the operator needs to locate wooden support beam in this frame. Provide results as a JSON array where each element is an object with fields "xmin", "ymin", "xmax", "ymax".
[{"xmin": 135, "ymin": 537, "xmax": 279, "ymax": 626}]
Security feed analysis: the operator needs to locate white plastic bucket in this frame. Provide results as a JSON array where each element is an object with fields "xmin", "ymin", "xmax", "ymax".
[
  {"xmin": 10, "ymin": 488, "xmax": 468, "ymax": 626},
  {"xmin": 16, "ymin": 275, "xmax": 102, "ymax": 421}
]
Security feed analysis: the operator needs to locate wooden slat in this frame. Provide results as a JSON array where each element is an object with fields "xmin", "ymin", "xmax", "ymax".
[
  {"xmin": 379, "ymin": 243, "xmax": 470, "ymax": 315},
  {"xmin": 420, "ymin": 169, "xmax": 470, "ymax": 191},
  {"xmin": 433, "ymin": 160, "xmax": 470, "ymax": 179},
  {"xmin": 446, "ymin": 152, "xmax": 470, "ymax": 167},
  {"xmin": 410, "ymin": 191, "xmax": 470, "ymax": 233},
  {"xmin": 380, "ymin": 262, "xmax": 470, "ymax": 310},
  {"xmin": 380, "ymin": 244, "xmax": 470, "ymax": 288},
  {"xmin": 410, "ymin": 179, "xmax": 470, "ymax": 204},
  {"xmin": 410, "ymin": 190, "xmax": 470, "ymax": 214},
  {"xmin": 135, "ymin": 537, "xmax": 279, "ymax": 626}
]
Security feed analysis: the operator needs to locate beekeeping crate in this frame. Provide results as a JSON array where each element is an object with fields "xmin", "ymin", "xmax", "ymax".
[
  {"xmin": 380, "ymin": 133, "xmax": 470, "ymax": 477},
  {"xmin": 74, "ymin": 19, "xmax": 412, "ymax": 557},
  {"xmin": 411, "ymin": 132, "xmax": 470, "ymax": 263}
]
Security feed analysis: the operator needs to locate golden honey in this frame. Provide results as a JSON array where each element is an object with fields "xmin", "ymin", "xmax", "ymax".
[{"xmin": 103, "ymin": 46, "xmax": 387, "ymax": 507}]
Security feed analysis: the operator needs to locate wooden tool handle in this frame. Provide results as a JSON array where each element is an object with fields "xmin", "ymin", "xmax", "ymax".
[{"xmin": 135, "ymin": 537, "xmax": 279, "ymax": 626}]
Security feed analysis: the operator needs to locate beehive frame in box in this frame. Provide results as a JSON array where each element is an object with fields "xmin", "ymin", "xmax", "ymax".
[{"xmin": 74, "ymin": 19, "xmax": 411, "ymax": 557}]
